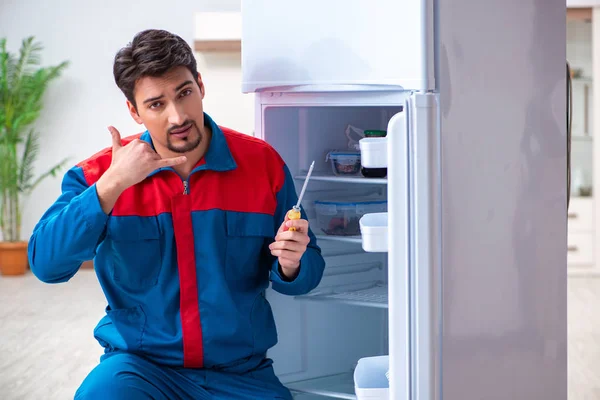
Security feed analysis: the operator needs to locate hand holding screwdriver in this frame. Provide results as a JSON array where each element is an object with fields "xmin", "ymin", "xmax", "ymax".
[
  {"xmin": 286, "ymin": 161, "xmax": 314, "ymax": 231},
  {"xmin": 269, "ymin": 161, "xmax": 315, "ymax": 277}
]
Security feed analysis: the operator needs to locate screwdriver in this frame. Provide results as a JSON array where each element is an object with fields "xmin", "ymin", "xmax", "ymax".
[{"xmin": 287, "ymin": 161, "xmax": 315, "ymax": 232}]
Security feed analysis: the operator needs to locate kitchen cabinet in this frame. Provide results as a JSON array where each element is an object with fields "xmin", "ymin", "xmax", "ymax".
[
  {"xmin": 567, "ymin": 6, "xmax": 592, "ymax": 22},
  {"xmin": 568, "ymin": 6, "xmax": 600, "ymax": 275},
  {"xmin": 194, "ymin": 12, "xmax": 241, "ymax": 52},
  {"xmin": 571, "ymin": 78, "xmax": 593, "ymax": 138},
  {"xmin": 567, "ymin": 1, "xmax": 600, "ymax": 9},
  {"xmin": 568, "ymin": 198, "xmax": 595, "ymax": 271}
]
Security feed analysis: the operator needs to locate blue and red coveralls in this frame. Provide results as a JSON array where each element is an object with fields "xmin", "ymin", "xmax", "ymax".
[{"xmin": 28, "ymin": 113, "xmax": 326, "ymax": 399}]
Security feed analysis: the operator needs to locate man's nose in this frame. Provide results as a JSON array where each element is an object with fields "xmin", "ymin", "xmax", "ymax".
[{"xmin": 168, "ymin": 103, "xmax": 187, "ymax": 127}]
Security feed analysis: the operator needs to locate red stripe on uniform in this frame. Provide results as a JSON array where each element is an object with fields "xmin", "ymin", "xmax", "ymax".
[
  {"xmin": 111, "ymin": 170, "xmax": 280, "ymax": 217},
  {"xmin": 171, "ymin": 193, "xmax": 203, "ymax": 368},
  {"xmin": 111, "ymin": 132, "xmax": 285, "ymax": 217}
]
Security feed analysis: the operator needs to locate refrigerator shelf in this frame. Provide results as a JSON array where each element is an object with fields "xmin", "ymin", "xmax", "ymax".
[
  {"xmin": 315, "ymin": 234, "xmax": 362, "ymax": 244},
  {"xmin": 287, "ymin": 372, "xmax": 356, "ymax": 399},
  {"xmin": 295, "ymin": 173, "xmax": 387, "ymax": 185},
  {"xmin": 297, "ymin": 282, "xmax": 388, "ymax": 308}
]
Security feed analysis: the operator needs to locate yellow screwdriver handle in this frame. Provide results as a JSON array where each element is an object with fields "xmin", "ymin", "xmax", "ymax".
[{"xmin": 287, "ymin": 207, "xmax": 301, "ymax": 231}]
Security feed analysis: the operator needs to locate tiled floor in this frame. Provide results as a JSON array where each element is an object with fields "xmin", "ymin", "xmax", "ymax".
[
  {"xmin": 0, "ymin": 270, "xmax": 106, "ymax": 400},
  {"xmin": 568, "ymin": 277, "xmax": 600, "ymax": 400},
  {"xmin": 0, "ymin": 270, "xmax": 597, "ymax": 399}
]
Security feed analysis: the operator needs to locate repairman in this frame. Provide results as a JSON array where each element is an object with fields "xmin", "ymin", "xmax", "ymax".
[{"xmin": 27, "ymin": 29, "xmax": 325, "ymax": 400}]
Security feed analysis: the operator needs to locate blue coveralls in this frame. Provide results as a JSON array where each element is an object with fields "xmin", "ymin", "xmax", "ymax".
[{"xmin": 28, "ymin": 113, "xmax": 326, "ymax": 399}]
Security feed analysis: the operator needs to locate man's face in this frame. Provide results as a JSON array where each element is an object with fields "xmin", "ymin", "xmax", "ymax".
[{"xmin": 128, "ymin": 66, "xmax": 206, "ymax": 155}]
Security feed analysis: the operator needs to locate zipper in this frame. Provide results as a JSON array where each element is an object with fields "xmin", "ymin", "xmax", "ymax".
[{"xmin": 181, "ymin": 166, "xmax": 204, "ymax": 195}]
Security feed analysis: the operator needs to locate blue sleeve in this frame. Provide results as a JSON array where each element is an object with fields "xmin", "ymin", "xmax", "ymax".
[
  {"xmin": 27, "ymin": 166, "xmax": 109, "ymax": 283},
  {"xmin": 269, "ymin": 164, "xmax": 325, "ymax": 296}
]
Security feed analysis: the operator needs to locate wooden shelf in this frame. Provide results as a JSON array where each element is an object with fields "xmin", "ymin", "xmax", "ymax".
[
  {"xmin": 568, "ymin": 7, "xmax": 592, "ymax": 22},
  {"xmin": 194, "ymin": 40, "xmax": 241, "ymax": 52}
]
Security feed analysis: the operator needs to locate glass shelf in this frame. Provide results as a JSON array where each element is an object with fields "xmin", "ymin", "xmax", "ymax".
[
  {"xmin": 295, "ymin": 173, "xmax": 387, "ymax": 185},
  {"xmin": 315, "ymin": 234, "xmax": 362, "ymax": 244},
  {"xmin": 287, "ymin": 372, "xmax": 356, "ymax": 399},
  {"xmin": 297, "ymin": 282, "xmax": 388, "ymax": 309}
]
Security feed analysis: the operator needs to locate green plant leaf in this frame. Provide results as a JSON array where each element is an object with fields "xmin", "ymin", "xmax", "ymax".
[
  {"xmin": 0, "ymin": 36, "xmax": 69, "ymax": 241},
  {"xmin": 25, "ymin": 158, "xmax": 70, "ymax": 194},
  {"xmin": 18, "ymin": 128, "xmax": 37, "ymax": 191}
]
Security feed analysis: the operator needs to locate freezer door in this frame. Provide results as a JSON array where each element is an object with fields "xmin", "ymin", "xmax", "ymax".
[
  {"xmin": 388, "ymin": 93, "xmax": 440, "ymax": 400},
  {"xmin": 241, "ymin": 0, "xmax": 434, "ymax": 93}
]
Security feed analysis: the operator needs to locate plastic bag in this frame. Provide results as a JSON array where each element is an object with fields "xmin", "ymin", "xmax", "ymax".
[{"xmin": 345, "ymin": 124, "xmax": 365, "ymax": 150}]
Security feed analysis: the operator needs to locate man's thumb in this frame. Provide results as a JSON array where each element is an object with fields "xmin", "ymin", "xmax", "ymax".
[{"xmin": 108, "ymin": 126, "xmax": 122, "ymax": 149}]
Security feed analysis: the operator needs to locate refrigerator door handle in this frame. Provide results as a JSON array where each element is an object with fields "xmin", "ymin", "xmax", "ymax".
[
  {"xmin": 408, "ymin": 93, "xmax": 440, "ymax": 400},
  {"xmin": 388, "ymin": 93, "xmax": 439, "ymax": 400}
]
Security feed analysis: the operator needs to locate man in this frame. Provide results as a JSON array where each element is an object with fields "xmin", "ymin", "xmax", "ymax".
[{"xmin": 28, "ymin": 29, "xmax": 325, "ymax": 399}]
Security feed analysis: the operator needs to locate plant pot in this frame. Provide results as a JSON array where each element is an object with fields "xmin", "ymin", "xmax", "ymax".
[{"xmin": 0, "ymin": 241, "xmax": 29, "ymax": 276}]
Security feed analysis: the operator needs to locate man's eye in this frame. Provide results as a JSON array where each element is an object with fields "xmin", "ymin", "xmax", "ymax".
[
  {"xmin": 180, "ymin": 89, "xmax": 192, "ymax": 97},
  {"xmin": 149, "ymin": 102, "xmax": 162, "ymax": 109}
]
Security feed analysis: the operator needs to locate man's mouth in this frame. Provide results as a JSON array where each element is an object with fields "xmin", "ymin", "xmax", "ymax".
[{"xmin": 170, "ymin": 124, "xmax": 193, "ymax": 139}]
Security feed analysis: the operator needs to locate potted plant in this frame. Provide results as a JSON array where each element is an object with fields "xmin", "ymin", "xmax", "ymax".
[{"xmin": 0, "ymin": 37, "xmax": 69, "ymax": 275}]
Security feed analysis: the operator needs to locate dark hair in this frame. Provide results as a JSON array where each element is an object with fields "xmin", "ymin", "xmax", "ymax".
[{"xmin": 113, "ymin": 29, "xmax": 198, "ymax": 109}]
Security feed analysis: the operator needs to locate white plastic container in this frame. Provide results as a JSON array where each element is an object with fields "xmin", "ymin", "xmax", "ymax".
[
  {"xmin": 359, "ymin": 212, "xmax": 388, "ymax": 252},
  {"xmin": 315, "ymin": 201, "xmax": 387, "ymax": 236},
  {"xmin": 354, "ymin": 355, "xmax": 390, "ymax": 399},
  {"xmin": 359, "ymin": 138, "xmax": 388, "ymax": 168}
]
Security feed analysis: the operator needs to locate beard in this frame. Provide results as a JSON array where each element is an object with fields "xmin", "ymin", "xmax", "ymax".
[{"xmin": 166, "ymin": 120, "xmax": 202, "ymax": 154}]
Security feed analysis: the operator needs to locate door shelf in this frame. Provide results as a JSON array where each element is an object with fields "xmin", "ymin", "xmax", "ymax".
[
  {"xmin": 287, "ymin": 372, "xmax": 356, "ymax": 399},
  {"xmin": 295, "ymin": 173, "xmax": 387, "ymax": 185},
  {"xmin": 296, "ymin": 282, "xmax": 388, "ymax": 309},
  {"xmin": 315, "ymin": 234, "xmax": 362, "ymax": 244}
]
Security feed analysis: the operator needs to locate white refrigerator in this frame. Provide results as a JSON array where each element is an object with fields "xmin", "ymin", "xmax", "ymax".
[{"xmin": 241, "ymin": 1, "xmax": 567, "ymax": 399}]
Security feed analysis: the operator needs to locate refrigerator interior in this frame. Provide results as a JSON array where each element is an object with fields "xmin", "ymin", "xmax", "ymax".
[{"xmin": 261, "ymin": 104, "xmax": 402, "ymax": 399}]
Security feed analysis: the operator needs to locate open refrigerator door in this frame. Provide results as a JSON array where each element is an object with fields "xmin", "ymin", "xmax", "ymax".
[
  {"xmin": 255, "ymin": 92, "xmax": 402, "ymax": 399},
  {"xmin": 356, "ymin": 92, "xmax": 439, "ymax": 400},
  {"xmin": 254, "ymin": 91, "xmax": 439, "ymax": 399}
]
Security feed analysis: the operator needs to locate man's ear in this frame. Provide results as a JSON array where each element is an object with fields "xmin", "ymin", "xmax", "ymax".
[
  {"xmin": 196, "ymin": 71, "xmax": 205, "ymax": 99},
  {"xmin": 127, "ymin": 100, "xmax": 143, "ymax": 124}
]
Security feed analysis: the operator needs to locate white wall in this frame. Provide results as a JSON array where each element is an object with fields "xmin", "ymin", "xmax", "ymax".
[
  {"xmin": 196, "ymin": 52, "xmax": 255, "ymax": 135},
  {"xmin": 0, "ymin": 0, "xmax": 251, "ymax": 240}
]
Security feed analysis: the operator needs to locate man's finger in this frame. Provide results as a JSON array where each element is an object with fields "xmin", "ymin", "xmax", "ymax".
[
  {"xmin": 275, "ymin": 231, "xmax": 310, "ymax": 245},
  {"xmin": 284, "ymin": 219, "xmax": 309, "ymax": 233},
  {"xmin": 270, "ymin": 249, "xmax": 301, "ymax": 261},
  {"xmin": 269, "ymin": 240, "xmax": 305, "ymax": 253},
  {"xmin": 108, "ymin": 126, "xmax": 122, "ymax": 150},
  {"xmin": 277, "ymin": 219, "xmax": 288, "ymax": 234},
  {"xmin": 156, "ymin": 156, "xmax": 188, "ymax": 168}
]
